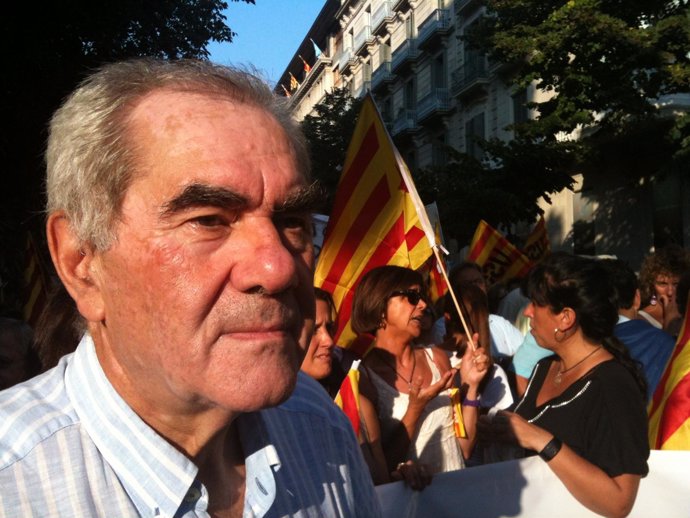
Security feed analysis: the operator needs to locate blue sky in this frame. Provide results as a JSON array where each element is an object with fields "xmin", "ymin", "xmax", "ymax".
[{"xmin": 208, "ymin": 0, "xmax": 326, "ymax": 87}]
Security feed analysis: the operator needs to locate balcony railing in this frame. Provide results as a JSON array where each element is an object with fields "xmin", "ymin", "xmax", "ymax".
[
  {"xmin": 391, "ymin": 39, "xmax": 418, "ymax": 72},
  {"xmin": 392, "ymin": 108, "xmax": 417, "ymax": 135},
  {"xmin": 417, "ymin": 88, "xmax": 451, "ymax": 121},
  {"xmin": 354, "ymin": 26, "xmax": 372, "ymax": 54},
  {"xmin": 454, "ymin": 0, "xmax": 482, "ymax": 16},
  {"xmin": 337, "ymin": 47, "xmax": 353, "ymax": 71},
  {"xmin": 372, "ymin": 1, "xmax": 393, "ymax": 33},
  {"xmin": 417, "ymin": 9, "xmax": 451, "ymax": 47},
  {"xmin": 451, "ymin": 58, "xmax": 489, "ymax": 97},
  {"xmin": 371, "ymin": 61, "xmax": 394, "ymax": 91}
]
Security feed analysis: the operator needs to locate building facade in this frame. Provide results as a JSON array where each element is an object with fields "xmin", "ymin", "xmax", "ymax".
[{"xmin": 277, "ymin": 0, "xmax": 689, "ymax": 269}]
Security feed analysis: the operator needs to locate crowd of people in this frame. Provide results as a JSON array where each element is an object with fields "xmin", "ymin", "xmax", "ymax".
[{"xmin": 0, "ymin": 57, "xmax": 689, "ymax": 517}]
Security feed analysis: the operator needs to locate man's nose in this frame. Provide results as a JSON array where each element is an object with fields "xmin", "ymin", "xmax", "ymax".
[{"xmin": 231, "ymin": 220, "xmax": 300, "ymax": 294}]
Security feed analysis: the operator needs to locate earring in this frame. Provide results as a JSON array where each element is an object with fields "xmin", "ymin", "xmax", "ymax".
[{"xmin": 554, "ymin": 328, "xmax": 566, "ymax": 342}]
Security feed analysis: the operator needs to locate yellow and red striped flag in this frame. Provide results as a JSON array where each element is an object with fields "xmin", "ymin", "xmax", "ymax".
[
  {"xmin": 314, "ymin": 94, "xmax": 434, "ymax": 353},
  {"xmin": 649, "ymin": 302, "xmax": 690, "ymax": 449},
  {"xmin": 289, "ymin": 72, "xmax": 299, "ymax": 91},
  {"xmin": 334, "ymin": 360, "xmax": 362, "ymax": 437},
  {"xmin": 522, "ymin": 216, "xmax": 550, "ymax": 263},
  {"xmin": 23, "ymin": 232, "xmax": 49, "ymax": 329},
  {"xmin": 298, "ymin": 55, "xmax": 312, "ymax": 74},
  {"xmin": 419, "ymin": 217, "xmax": 448, "ymax": 303},
  {"xmin": 467, "ymin": 220, "xmax": 533, "ymax": 285},
  {"xmin": 424, "ymin": 254, "xmax": 448, "ymax": 303}
]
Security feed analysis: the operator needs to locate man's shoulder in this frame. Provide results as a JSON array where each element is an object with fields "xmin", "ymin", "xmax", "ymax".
[
  {"xmin": 273, "ymin": 372, "xmax": 344, "ymax": 419},
  {"xmin": 489, "ymin": 313, "xmax": 522, "ymax": 336},
  {"xmin": 262, "ymin": 373, "xmax": 358, "ymax": 440},
  {"xmin": 615, "ymin": 319, "xmax": 675, "ymax": 347},
  {"xmin": 0, "ymin": 360, "xmax": 78, "ymax": 469}
]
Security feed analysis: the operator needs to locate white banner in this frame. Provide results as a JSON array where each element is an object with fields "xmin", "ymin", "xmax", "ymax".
[{"xmin": 376, "ymin": 450, "xmax": 690, "ymax": 517}]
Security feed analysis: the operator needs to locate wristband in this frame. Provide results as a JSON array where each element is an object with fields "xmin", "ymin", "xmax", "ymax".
[
  {"xmin": 538, "ymin": 437, "xmax": 562, "ymax": 462},
  {"xmin": 462, "ymin": 397, "xmax": 481, "ymax": 408}
]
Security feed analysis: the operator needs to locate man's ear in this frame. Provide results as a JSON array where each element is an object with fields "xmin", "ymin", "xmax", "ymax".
[
  {"xmin": 46, "ymin": 212, "xmax": 105, "ymax": 323},
  {"xmin": 633, "ymin": 289, "xmax": 642, "ymax": 311}
]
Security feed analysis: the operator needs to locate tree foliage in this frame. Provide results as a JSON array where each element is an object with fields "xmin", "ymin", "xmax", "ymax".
[
  {"xmin": 467, "ymin": 0, "xmax": 690, "ymax": 178},
  {"xmin": 301, "ymin": 88, "xmax": 363, "ymax": 214},
  {"xmin": 413, "ymin": 0, "xmax": 690, "ymax": 244},
  {"xmin": 0, "ymin": 0, "xmax": 253, "ymax": 316},
  {"xmin": 415, "ymin": 140, "xmax": 577, "ymax": 243}
]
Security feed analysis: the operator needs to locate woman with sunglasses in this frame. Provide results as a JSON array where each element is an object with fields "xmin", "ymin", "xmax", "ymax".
[{"xmin": 352, "ymin": 265, "xmax": 490, "ymax": 476}]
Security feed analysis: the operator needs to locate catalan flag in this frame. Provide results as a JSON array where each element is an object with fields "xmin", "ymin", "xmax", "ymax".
[
  {"xmin": 298, "ymin": 55, "xmax": 312, "ymax": 74},
  {"xmin": 449, "ymin": 387, "xmax": 467, "ymax": 438},
  {"xmin": 23, "ymin": 232, "xmax": 49, "ymax": 329},
  {"xmin": 310, "ymin": 38, "xmax": 323, "ymax": 58},
  {"xmin": 334, "ymin": 360, "xmax": 362, "ymax": 437},
  {"xmin": 289, "ymin": 72, "xmax": 299, "ymax": 91},
  {"xmin": 280, "ymin": 84, "xmax": 291, "ymax": 98},
  {"xmin": 522, "ymin": 216, "xmax": 550, "ymax": 263},
  {"xmin": 467, "ymin": 220, "xmax": 533, "ymax": 285},
  {"xmin": 314, "ymin": 94, "xmax": 434, "ymax": 352},
  {"xmin": 424, "ymin": 254, "xmax": 448, "ymax": 304},
  {"xmin": 649, "ymin": 303, "xmax": 690, "ymax": 449}
]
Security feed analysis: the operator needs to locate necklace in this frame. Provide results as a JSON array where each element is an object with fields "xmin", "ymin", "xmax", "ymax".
[
  {"xmin": 554, "ymin": 346, "xmax": 602, "ymax": 384},
  {"xmin": 377, "ymin": 350, "xmax": 417, "ymax": 389}
]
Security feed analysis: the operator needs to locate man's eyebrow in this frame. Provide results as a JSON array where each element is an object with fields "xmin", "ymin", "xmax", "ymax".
[
  {"xmin": 275, "ymin": 181, "xmax": 324, "ymax": 214},
  {"xmin": 161, "ymin": 183, "xmax": 248, "ymax": 216}
]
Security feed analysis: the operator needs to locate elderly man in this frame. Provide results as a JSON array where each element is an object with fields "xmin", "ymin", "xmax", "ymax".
[{"xmin": 0, "ymin": 59, "xmax": 380, "ymax": 517}]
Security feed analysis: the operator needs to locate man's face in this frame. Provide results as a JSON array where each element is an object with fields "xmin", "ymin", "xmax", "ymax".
[{"xmin": 89, "ymin": 90, "xmax": 315, "ymax": 414}]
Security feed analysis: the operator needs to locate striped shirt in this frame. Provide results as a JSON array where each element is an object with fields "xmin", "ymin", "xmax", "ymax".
[{"xmin": 0, "ymin": 335, "xmax": 381, "ymax": 518}]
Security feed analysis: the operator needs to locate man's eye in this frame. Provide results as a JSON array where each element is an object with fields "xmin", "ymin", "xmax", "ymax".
[
  {"xmin": 278, "ymin": 214, "xmax": 310, "ymax": 230},
  {"xmin": 191, "ymin": 215, "xmax": 228, "ymax": 227},
  {"xmin": 275, "ymin": 214, "xmax": 313, "ymax": 251}
]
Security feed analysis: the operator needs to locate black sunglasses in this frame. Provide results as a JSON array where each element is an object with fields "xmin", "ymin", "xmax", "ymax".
[{"xmin": 389, "ymin": 289, "xmax": 423, "ymax": 306}]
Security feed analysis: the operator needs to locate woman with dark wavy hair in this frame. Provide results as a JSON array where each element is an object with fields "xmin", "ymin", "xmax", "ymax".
[{"xmin": 480, "ymin": 254, "xmax": 648, "ymax": 518}]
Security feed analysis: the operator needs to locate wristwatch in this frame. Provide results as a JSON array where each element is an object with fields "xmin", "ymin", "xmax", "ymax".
[{"xmin": 538, "ymin": 437, "xmax": 562, "ymax": 462}]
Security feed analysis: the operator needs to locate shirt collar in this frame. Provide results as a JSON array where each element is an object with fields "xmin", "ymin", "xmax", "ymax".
[
  {"xmin": 66, "ymin": 335, "xmax": 199, "ymax": 518},
  {"xmin": 238, "ymin": 412, "xmax": 281, "ymax": 517}
]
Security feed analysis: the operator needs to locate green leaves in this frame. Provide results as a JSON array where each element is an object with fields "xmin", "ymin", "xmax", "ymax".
[
  {"xmin": 301, "ymin": 88, "xmax": 363, "ymax": 214},
  {"xmin": 463, "ymin": 0, "xmax": 690, "ymax": 209}
]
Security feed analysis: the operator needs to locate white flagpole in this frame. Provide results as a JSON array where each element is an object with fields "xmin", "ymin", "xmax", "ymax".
[{"xmin": 365, "ymin": 93, "xmax": 476, "ymax": 350}]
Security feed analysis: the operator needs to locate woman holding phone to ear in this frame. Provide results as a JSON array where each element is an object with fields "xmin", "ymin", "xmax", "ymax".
[{"xmin": 353, "ymin": 265, "xmax": 490, "ymax": 476}]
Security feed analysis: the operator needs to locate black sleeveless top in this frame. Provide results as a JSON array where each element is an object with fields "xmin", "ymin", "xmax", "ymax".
[{"xmin": 514, "ymin": 358, "xmax": 649, "ymax": 477}]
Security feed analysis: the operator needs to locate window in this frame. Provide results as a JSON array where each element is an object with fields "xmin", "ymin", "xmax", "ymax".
[
  {"xmin": 433, "ymin": 52, "xmax": 446, "ymax": 88},
  {"xmin": 379, "ymin": 42, "xmax": 391, "ymax": 63},
  {"xmin": 405, "ymin": 13, "xmax": 415, "ymax": 38},
  {"xmin": 512, "ymin": 90, "xmax": 529, "ymax": 125},
  {"xmin": 465, "ymin": 112, "xmax": 485, "ymax": 160},
  {"xmin": 432, "ymin": 135, "xmax": 447, "ymax": 167},
  {"xmin": 404, "ymin": 80, "xmax": 415, "ymax": 109}
]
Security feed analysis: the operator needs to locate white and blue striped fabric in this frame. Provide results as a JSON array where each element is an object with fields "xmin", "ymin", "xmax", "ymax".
[{"xmin": 0, "ymin": 335, "xmax": 381, "ymax": 518}]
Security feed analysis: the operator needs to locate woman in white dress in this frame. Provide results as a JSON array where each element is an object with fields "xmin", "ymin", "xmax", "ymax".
[{"xmin": 352, "ymin": 265, "xmax": 490, "ymax": 475}]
